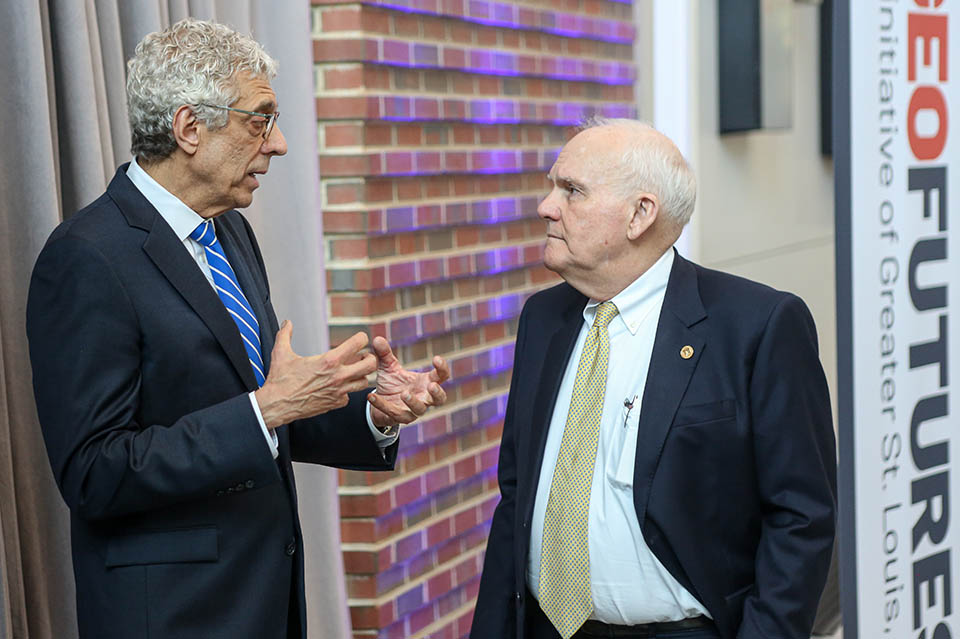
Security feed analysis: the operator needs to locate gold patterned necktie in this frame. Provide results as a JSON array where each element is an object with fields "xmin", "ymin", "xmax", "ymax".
[{"xmin": 539, "ymin": 301, "xmax": 619, "ymax": 639}]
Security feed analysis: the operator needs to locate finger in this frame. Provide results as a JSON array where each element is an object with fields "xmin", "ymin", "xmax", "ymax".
[
  {"xmin": 271, "ymin": 319, "xmax": 295, "ymax": 362},
  {"xmin": 428, "ymin": 383, "xmax": 447, "ymax": 406},
  {"xmin": 367, "ymin": 392, "xmax": 415, "ymax": 424},
  {"xmin": 342, "ymin": 352, "xmax": 378, "ymax": 380},
  {"xmin": 401, "ymin": 392, "xmax": 428, "ymax": 416},
  {"xmin": 371, "ymin": 336, "xmax": 401, "ymax": 368},
  {"xmin": 346, "ymin": 377, "xmax": 373, "ymax": 394},
  {"xmin": 429, "ymin": 356, "xmax": 450, "ymax": 383},
  {"xmin": 329, "ymin": 331, "xmax": 370, "ymax": 363}
]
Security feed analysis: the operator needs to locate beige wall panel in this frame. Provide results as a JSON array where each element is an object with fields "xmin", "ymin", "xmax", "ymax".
[
  {"xmin": 711, "ymin": 239, "xmax": 838, "ymax": 423},
  {"xmin": 694, "ymin": 2, "xmax": 834, "ymax": 267}
]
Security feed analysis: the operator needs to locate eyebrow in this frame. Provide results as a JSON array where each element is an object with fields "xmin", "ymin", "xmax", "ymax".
[
  {"xmin": 251, "ymin": 99, "xmax": 277, "ymax": 114},
  {"xmin": 552, "ymin": 174, "xmax": 586, "ymax": 192}
]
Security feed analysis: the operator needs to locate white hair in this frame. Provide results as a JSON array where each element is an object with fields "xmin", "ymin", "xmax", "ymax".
[
  {"xmin": 126, "ymin": 18, "xmax": 277, "ymax": 162},
  {"xmin": 580, "ymin": 117, "xmax": 697, "ymax": 227}
]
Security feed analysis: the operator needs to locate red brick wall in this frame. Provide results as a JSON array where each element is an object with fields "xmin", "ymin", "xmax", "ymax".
[{"xmin": 310, "ymin": 1, "xmax": 636, "ymax": 636}]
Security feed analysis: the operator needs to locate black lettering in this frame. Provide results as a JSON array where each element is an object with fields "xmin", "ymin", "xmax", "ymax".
[
  {"xmin": 910, "ymin": 315, "xmax": 948, "ymax": 388},
  {"xmin": 910, "ymin": 394, "xmax": 949, "ymax": 471},
  {"xmin": 912, "ymin": 471, "xmax": 950, "ymax": 549},
  {"xmin": 913, "ymin": 550, "xmax": 952, "ymax": 629},
  {"xmin": 909, "ymin": 166, "xmax": 948, "ymax": 231},
  {"xmin": 909, "ymin": 238, "xmax": 948, "ymax": 311}
]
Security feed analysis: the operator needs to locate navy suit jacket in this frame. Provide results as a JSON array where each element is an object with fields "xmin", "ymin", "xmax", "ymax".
[
  {"xmin": 26, "ymin": 166, "xmax": 396, "ymax": 639},
  {"xmin": 471, "ymin": 252, "xmax": 836, "ymax": 639}
]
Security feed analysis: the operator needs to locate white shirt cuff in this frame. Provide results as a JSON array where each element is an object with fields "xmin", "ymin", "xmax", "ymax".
[
  {"xmin": 248, "ymin": 391, "xmax": 279, "ymax": 459},
  {"xmin": 366, "ymin": 401, "xmax": 399, "ymax": 448}
]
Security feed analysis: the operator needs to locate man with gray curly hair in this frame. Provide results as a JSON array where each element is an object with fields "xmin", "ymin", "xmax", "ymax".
[
  {"xmin": 472, "ymin": 120, "xmax": 836, "ymax": 639},
  {"xmin": 26, "ymin": 18, "xmax": 448, "ymax": 639}
]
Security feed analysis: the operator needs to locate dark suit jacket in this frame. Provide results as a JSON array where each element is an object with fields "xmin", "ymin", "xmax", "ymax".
[
  {"xmin": 26, "ymin": 166, "xmax": 396, "ymax": 639},
  {"xmin": 471, "ymin": 252, "xmax": 836, "ymax": 639}
]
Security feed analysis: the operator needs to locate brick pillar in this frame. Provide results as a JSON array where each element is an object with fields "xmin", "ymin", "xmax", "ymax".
[{"xmin": 310, "ymin": 1, "xmax": 637, "ymax": 637}]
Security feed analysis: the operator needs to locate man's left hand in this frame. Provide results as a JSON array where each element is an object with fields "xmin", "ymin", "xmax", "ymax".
[{"xmin": 367, "ymin": 336, "xmax": 450, "ymax": 429}]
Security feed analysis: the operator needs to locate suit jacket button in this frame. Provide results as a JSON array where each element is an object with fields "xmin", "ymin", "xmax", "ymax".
[
  {"xmin": 226, "ymin": 487, "xmax": 234, "ymax": 493},
  {"xmin": 245, "ymin": 479, "xmax": 255, "ymax": 489},
  {"xmin": 235, "ymin": 483, "xmax": 245, "ymax": 492},
  {"xmin": 285, "ymin": 540, "xmax": 297, "ymax": 556},
  {"xmin": 514, "ymin": 591, "xmax": 522, "ymax": 602}
]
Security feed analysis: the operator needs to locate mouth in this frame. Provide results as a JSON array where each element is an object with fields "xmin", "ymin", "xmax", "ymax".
[{"xmin": 246, "ymin": 170, "xmax": 266, "ymax": 187}]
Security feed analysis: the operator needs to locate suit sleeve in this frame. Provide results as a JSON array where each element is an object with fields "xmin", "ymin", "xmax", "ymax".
[
  {"xmin": 231, "ymin": 214, "xmax": 398, "ymax": 471},
  {"xmin": 288, "ymin": 391, "xmax": 398, "ymax": 470},
  {"xmin": 470, "ymin": 303, "xmax": 530, "ymax": 639},
  {"xmin": 737, "ymin": 294, "xmax": 837, "ymax": 639},
  {"xmin": 27, "ymin": 234, "xmax": 280, "ymax": 521}
]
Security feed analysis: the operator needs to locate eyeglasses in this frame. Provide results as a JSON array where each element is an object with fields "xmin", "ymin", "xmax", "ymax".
[{"xmin": 197, "ymin": 104, "xmax": 280, "ymax": 141}]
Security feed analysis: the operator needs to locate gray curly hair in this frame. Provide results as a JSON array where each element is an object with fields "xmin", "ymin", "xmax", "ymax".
[
  {"xmin": 580, "ymin": 117, "xmax": 697, "ymax": 228},
  {"xmin": 126, "ymin": 18, "xmax": 277, "ymax": 162}
]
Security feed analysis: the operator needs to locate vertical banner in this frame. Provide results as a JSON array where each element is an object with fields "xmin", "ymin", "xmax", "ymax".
[{"xmin": 837, "ymin": 1, "xmax": 958, "ymax": 638}]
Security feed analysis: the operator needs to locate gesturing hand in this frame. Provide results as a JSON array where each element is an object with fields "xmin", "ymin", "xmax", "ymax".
[
  {"xmin": 367, "ymin": 336, "xmax": 450, "ymax": 429},
  {"xmin": 254, "ymin": 321, "xmax": 377, "ymax": 429}
]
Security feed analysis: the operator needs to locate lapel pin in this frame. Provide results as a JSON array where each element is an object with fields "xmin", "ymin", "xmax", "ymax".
[{"xmin": 680, "ymin": 345, "xmax": 694, "ymax": 360}]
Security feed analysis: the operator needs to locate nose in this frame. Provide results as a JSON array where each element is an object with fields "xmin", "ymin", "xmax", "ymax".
[
  {"xmin": 263, "ymin": 123, "xmax": 288, "ymax": 156},
  {"xmin": 537, "ymin": 189, "xmax": 561, "ymax": 220}
]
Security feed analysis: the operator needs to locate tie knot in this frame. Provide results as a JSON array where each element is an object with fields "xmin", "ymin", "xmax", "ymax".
[
  {"xmin": 593, "ymin": 301, "xmax": 618, "ymax": 330},
  {"xmin": 190, "ymin": 220, "xmax": 217, "ymax": 247}
]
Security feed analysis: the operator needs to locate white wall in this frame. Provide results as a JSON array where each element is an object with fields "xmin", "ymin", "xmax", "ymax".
[{"xmin": 644, "ymin": 0, "xmax": 838, "ymax": 414}]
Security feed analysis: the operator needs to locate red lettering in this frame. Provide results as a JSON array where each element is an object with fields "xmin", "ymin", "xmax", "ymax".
[
  {"xmin": 908, "ymin": 87, "xmax": 949, "ymax": 160},
  {"xmin": 908, "ymin": 14, "xmax": 949, "ymax": 82}
]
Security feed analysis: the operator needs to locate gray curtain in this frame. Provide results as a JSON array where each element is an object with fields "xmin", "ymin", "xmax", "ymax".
[{"xmin": 0, "ymin": 1, "xmax": 349, "ymax": 637}]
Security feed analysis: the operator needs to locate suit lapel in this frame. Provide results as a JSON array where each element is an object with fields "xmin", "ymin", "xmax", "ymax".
[
  {"xmin": 107, "ymin": 167, "xmax": 259, "ymax": 391},
  {"xmin": 522, "ymin": 288, "xmax": 586, "ymax": 500},
  {"xmin": 632, "ymin": 253, "xmax": 707, "ymax": 527}
]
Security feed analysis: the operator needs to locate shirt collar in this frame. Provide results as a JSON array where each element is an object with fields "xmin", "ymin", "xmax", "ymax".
[
  {"xmin": 126, "ymin": 158, "xmax": 206, "ymax": 242},
  {"xmin": 583, "ymin": 249, "xmax": 675, "ymax": 335}
]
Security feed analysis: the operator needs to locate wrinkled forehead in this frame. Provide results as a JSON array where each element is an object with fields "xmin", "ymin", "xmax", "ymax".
[
  {"xmin": 551, "ymin": 128, "xmax": 625, "ymax": 182},
  {"xmin": 233, "ymin": 71, "xmax": 278, "ymax": 109}
]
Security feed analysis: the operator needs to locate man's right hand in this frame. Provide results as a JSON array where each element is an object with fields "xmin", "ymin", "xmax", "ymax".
[{"xmin": 254, "ymin": 320, "xmax": 377, "ymax": 429}]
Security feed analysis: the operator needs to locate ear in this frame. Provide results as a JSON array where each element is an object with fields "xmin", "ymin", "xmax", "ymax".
[
  {"xmin": 171, "ymin": 105, "xmax": 202, "ymax": 156},
  {"xmin": 626, "ymin": 193, "xmax": 658, "ymax": 241}
]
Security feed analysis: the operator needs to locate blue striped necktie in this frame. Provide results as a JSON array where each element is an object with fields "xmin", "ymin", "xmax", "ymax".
[{"xmin": 190, "ymin": 220, "xmax": 266, "ymax": 386}]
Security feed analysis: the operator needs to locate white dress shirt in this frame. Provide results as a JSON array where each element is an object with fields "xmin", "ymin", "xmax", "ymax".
[
  {"xmin": 527, "ymin": 249, "xmax": 710, "ymax": 624},
  {"xmin": 126, "ymin": 160, "xmax": 397, "ymax": 459}
]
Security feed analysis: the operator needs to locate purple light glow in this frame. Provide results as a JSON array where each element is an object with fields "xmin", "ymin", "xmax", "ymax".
[{"xmin": 371, "ymin": 0, "xmax": 635, "ymax": 45}]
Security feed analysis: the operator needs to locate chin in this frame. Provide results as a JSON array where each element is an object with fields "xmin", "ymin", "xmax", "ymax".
[
  {"xmin": 542, "ymin": 244, "xmax": 566, "ymax": 273},
  {"xmin": 232, "ymin": 193, "xmax": 255, "ymax": 210}
]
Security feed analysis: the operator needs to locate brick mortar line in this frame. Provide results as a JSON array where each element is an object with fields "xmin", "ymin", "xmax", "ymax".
[
  {"xmin": 340, "ymin": 436, "xmax": 500, "ymax": 498},
  {"xmin": 325, "ymin": 283, "xmax": 542, "ymax": 329},
  {"xmin": 311, "ymin": 86, "xmax": 636, "ymax": 101},
  {"xmin": 339, "ymin": 492, "xmax": 498, "ymax": 558},
  {"xmin": 311, "ymin": 33, "xmax": 634, "ymax": 59},
  {"xmin": 327, "ymin": 278, "xmax": 544, "ymax": 319},
  {"xmin": 346, "ymin": 541, "xmax": 487, "ymax": 607},
  {"xmin": 325, "ymin": 236, "xmax": 543, "ymax": 268},
  {"xmin": 319, "ymin": 190, "xmax": 550, "ymax": 213},
  {"xmin": 317, "ymin": 142, "xmax": 564, "ymax": 153},
  {"xmin": 407, "ymin": 595, "xmax": 479, "ymax": 639},
  {"xmin": 337, "ymin": 442, "xmax": 500, "ymax": 504},
  {"xmin": 340, "ymin": 493, "xmax": 496, "ymax": 557},
  {"xmin": 310, "ymin": 25, "xmax": 633, "ymax": 49},
  {"xmin": 309, "ymin": 2, "xmax": 636, "ymax": 28},
  {"xmin": 378, "ymin": 331, "xmax": 518, "ymax": 363}
]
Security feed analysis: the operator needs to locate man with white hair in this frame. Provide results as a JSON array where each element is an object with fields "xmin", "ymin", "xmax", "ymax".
[
  {"xmin": 26, "ymin": 18, "xmax": 448, "ymax": 639},
  {"xmin": 471, "ymin": 120, "xmax": 836, "ymax": 639}
]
